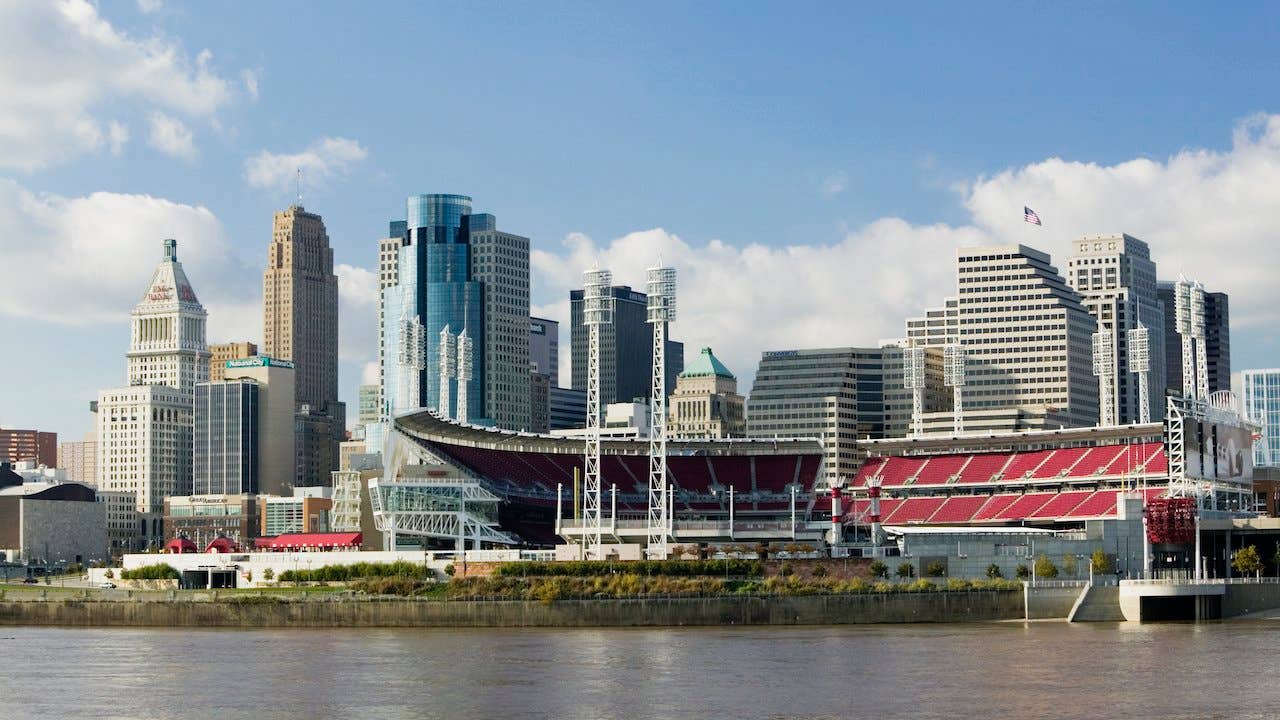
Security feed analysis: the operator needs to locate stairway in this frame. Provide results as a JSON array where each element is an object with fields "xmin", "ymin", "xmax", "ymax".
[{"xmin": 1068, "ymin": 584, "xmax": 1126, "ymax": 622}]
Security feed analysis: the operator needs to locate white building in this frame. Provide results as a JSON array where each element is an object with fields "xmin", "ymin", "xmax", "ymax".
[
  {"xmin": 98, "ymin": 239, "xmax": 208, "ymax": 549},
  {"xmin": 551, "ymin": 402, "xmax": 652, "ymax": 439}
]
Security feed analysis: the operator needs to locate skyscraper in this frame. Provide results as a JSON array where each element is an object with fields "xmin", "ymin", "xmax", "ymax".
[
  {"xmin": 1204, "ymin": 292, "xmax": 1231, "ymax": 394},
  {"xmin": 381, "ymin": 194, "xmax": 532, "ymax": 430},
  {"xmin": 668, "ymin": 347, "xmax": 745, "ymax": 439},
  {"xmin": 98, "ymin": 239, "xmax": 208, "ymax": 547},
  {"xmin": 194, "ymin": 378, "xmax": 259, "ymax": 495},
  {"xmin": 1066, "ymin": 234, "xmax": 1166, "ymax": 424},
  {"xmin": 1158, "ymin": 280, "xmax": 1230, "ymax": 400},
  {"xmin": 208, "ymin": 341, "xmax": 257, "ymax": 382},
  {"xmin": 263, "ymin": 205, "xmax": 343, "ymax": 485},
  {"xmin": 569, "ymin": 285, "xmax": 683, "ymax": 406}
]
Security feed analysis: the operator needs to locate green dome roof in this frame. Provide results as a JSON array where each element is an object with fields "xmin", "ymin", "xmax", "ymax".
[{"xmin": 680, "ymin": 347, "xmax": 735, "ymax": 380}]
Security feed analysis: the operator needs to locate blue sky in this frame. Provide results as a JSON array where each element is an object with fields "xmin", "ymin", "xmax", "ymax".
[{"xmin": 4, "ymin": 1, "xmax": 1280, "ymax": 441}]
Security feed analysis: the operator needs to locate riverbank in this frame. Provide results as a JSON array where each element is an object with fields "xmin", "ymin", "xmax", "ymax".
[{"xmin": 0, "ymin": 589, "xmax": 1026, "ymax": 627}]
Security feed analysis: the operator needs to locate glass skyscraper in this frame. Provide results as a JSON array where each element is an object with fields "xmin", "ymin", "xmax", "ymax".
[{"xmin": 1239, "ymin": 369, "xmax": 1280, "ymax": 467}]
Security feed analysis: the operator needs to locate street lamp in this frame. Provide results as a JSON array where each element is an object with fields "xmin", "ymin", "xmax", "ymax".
[{"xmin": 790, "ymin": 486, "xmax": 798, "ymax": 541}]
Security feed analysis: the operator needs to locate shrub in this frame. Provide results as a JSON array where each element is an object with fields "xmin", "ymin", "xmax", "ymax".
[
  {"xmin": 1234, "ymin": 545, "xmax": 1264, "ymax": 576},
  {"xmin": 263, "ymin": 568, "xmax": 274, "ymax": 582},
  {"xmin": 1090, "ymin": 549, "xmax": 1113, "ymax": 574},
  {"xmin": 491, "ymin": 559, "xmax": 762, "ymax": 578},
  {"xmin": 352, "ymin": 577, "xmax": 433, "ymax": 596},
  {"xmin": 868, "ymin": 560, "xmax": 889, "ymax": 579},
  {"xmin": 121, "ymin": 564, "xmax": 179, "ymax": 581},
  {"xmin": 278, "ymin": 560, "xmax": 434, "ymax": 583},
  {"xmin": 1034, "ymin": 554, "xmax": 1059, "ymax": 579},
  {"xmin": 1061, "ymin": 554, "xmax": 1079, "ymax": 578},
  {"xmin": 896, "ymin": 562, "xmax": 915, "ymax": 579},
  {"xmin": 1015, "ymin": 564, "xmax": 1030, "ymax": 580},
  {"xmin": 811, "ymin": 564, "xmax": 828, "ymax": 578},
  {"xmin": 444, "ymin": 564, "xmax": 456, "ymax": 577},
  {"xmin": 924, "ymin": 560, "xmax": 947, "ymax": 578},
  {"xmin": 907, "ymin": 579, "xmax": 936, "ymax": 592},
  {"xmin": 946, "ymin": 578, "xmax": 971, "ymax": 591},
  {"xmin": 985, "ymin": 563, "xmax": 1003, "ymax": 579},
  {"xmin": 104, "ymin": 569, "xmax": 114, "ymax": 579},
  {"xmin": 778, "ymin": 562, "xmax": 794, "ymax": 577}
]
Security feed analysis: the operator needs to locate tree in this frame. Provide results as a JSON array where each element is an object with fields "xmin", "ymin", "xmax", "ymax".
[
  {"xmin": 104, "ymin": 569, "xmax": 114, "ymax": 579},
  {"xmin": 924, "ymin": 560, "xmax": 947, "ymax": 578},
  {"xmin": 896, "ymin": 562, "xmax": 915, "ymax": 579},
  {"xmin": 1234, "ymin": 545, "xmax": 1264, "ymax": 577},
  {"xmin": 1034, "ymin": 554, "xmax": 1058, "ymax": 579},
  {"xmin": 868, "ymin": 560, "xmax": 889, "ymax": 579},
  {"xmin": 811, "ymin": 564, "xmax": 828, "ymax": 578},
  {"xmin": 263, "ymin": 567, "xmax": 275, "ymax": 582},
  {"xmin": 1090, "ymin": 549, "xmax": 1113, "ymax": 574},
  {"xmin": 1015, "ymin": 564, "xmax": 1030, "ymax": 580},
  {"xmin": 1061, "ymin": 554, "xmax": 1079, "ymax": 578},
  {"xmin": 1272, "ymin": 543, "xmax": 1280, "ymax": 578},
  {"xmin": 986, "ymin": 563, "xmax": 1003, "ymax": 579}
]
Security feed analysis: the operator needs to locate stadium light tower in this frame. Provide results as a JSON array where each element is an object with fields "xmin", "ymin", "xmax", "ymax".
[
  {"xmin": 903, "ymin": 344, "xmax": 926, "ymax": 437},
  {"xmin": 943, "ymin": 343, "xmax": 966, "ymax": 435},
  {"xmin": 1092, "ymin": 330, "xmax": 1116, "ymax": 427},
  {"xmin": 1173, "ymin": 277, "xmax": 1208, "ymax": 401},
  {"xmin": 646, "ymin": 264, "xmax": 676, "ymax": 558},
  {"xmin": 1127, "ymin": 325, "xmax": 1151, "ymax": 424},
  {"xmin": 582, "ymin": 267, "xmax": 614, "ymax": 559},
  {"xmin": 397, "ymin": 314, "xmax": 425, "ymax": 412},
  {"xmin": 457, "ymin": 329, "xmax": 472, "ymax": 423},
  {"xmin": 439, "ymin": 327, "xmax": 457, "ymax": 420}
]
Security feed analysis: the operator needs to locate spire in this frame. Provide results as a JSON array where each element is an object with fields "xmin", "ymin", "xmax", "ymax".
[{"xmin": 163, "ymin": 238, "xmax": 177, "ymax": 261}]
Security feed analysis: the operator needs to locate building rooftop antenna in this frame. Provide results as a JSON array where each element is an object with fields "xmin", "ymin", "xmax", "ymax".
[{"xmin": 295, "ymin": 167, "xmax": 303, "ymax": 208}]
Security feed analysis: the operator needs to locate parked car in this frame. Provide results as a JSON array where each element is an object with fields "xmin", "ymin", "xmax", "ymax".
[
  {"xmin": 98, "ymin": 581, "xmax": 117, "ymax": 589},
  {"xmin": 21, "ymin": 577, "xmax": 37, "ymax": 584}
]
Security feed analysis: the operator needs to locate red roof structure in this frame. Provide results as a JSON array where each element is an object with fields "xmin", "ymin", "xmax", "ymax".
[
  {"xmin": 205, "ymin": 537, "xmax": 241, "ymax": 554},
  {"xmin": 252, "ymin": 532, "xmax": 362, "ymax": 552},
  {"xmin": 165, "ymin": 537, "xmax": 198, "ymax": 554}
]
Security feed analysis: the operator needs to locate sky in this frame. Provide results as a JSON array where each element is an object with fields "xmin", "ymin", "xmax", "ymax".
[{"xmin": 3, "ymin": 0, "xmax": 1280, "ymax": 441}]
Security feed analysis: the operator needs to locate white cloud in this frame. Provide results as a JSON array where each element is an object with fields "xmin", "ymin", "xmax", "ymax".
[
  {"xmin": 241, "ymin": 68, "xmax": 260, "ymax": 102},
  {"xmin": 0, "ymin": 0, "xmax": 234, "ymax": 170},
  {"xmin": 136, "ymin": 0, "xmax": 162, "ymax": 14},
  {"xmin": 530, "ymin": 114, "xmax": 1280, "ymax": 390},
  {"xmin": 360, "ymin": 361, "xmax": 379, "ymax": 387},
  {"xmin": 0, "ymin": 179, "xmax": 256, "ymax": 329},
  {"xmin": 107, "ymin": 120, "xmax": 129, "ymax": 155},
  {"xmin": 147, "ymin": 112, "xmax": 196, "ymax": 160},
  {"xmin": 336, "ymin": 263, "xmax": 379, "ymax": 373},
  {"xmin": 244, "ymin": 137, "xmax": 369, "ymax": 194},
  {"xmin": 820, "ymin": 171, "xmax": 848, "ymax": 196}
]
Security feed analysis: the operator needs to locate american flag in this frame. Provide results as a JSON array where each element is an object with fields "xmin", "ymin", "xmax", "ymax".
[{"xmin": 1024, "ymin": 206, "xmax": 1042, "ymax": 226}]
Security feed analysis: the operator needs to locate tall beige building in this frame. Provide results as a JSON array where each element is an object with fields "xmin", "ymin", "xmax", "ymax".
[
  {"xmin": 263, "ymin": 205, "xmax": 344, "ymax": 485},
  {"xmin": 208, "ymin": 341, "xmax": 258, "ymax": 382},
  {"xmin": 668, "ymin": 347, "xmax": 745, "ymax": 438},
  {"xmin": 224, "ymin": 357, "xmax": 297, "ymax": 496}
]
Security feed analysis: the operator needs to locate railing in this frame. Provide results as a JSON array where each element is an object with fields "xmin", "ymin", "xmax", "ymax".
[{"xmin": 1123, "ymin": 576, "xmax": 1280, "ymax": 586}]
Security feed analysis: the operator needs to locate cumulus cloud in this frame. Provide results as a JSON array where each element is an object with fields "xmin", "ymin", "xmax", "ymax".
[
  {"xmin": 107, "ymin": 121, "xmax": 129, "ymax": 155},
  {"xmin": 336, "ymin": 263, "xmax": 379, "ymax": 365},
  {"xmin": 136, "ymin": 0, "xmax": 162, "ymax": 14},
  {"xmin": 820, "ymin": 172, "xmax": 848, "ymax": 196},
  {"xmin": 528, "ymin": 114, "xmax": 1280, "ymax": 390},
  {"xmin": 241, "ymin": 68, "xmax": 260, "ymax": 102},
  {"xmin": 147, "ymin": 112, "xmax": 196, "ymax": 160},
  {"xmin": 244, "ymin": 137, "xmax": 369, "ymax": 194},
  {"xmin": 0, "ymin": 0, "xmax": 234, "ymax": 170}
]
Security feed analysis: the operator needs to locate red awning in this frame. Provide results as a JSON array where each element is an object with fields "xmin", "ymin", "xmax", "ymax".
[
  {"xmin": 252, "ymin": 532, "xmax": 362, "ymax": 551},
  {"xmin": 165, "ymin": 537, "xmax": 198, "ymax": 554}
]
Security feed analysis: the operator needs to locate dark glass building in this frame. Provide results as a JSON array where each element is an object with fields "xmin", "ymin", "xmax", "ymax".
[
  {"xmin": 193, "ymin": 379, "xmax": 259, "ymax": 495},
  {"xmin": 569, "ymin": 285, "xmax": 683, "ymax": 406}
]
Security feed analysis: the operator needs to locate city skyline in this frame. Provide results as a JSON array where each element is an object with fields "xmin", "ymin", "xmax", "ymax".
[{"xmin": 6, "ymin": 2, "xmax": 1280, "ymax": 440}]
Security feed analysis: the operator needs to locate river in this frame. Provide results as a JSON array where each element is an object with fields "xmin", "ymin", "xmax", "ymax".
[{"xmin": 3, "ymin": 621, "xmax": 1276, "ymax": 719}]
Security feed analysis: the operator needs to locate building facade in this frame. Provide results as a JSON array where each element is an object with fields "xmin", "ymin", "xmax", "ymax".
[
  {"xmin": 57, "ymin": 434, "xmax": 97, "ymax": 486},
  {"xmin": 1204, "ymin": 291, "xmax": 1231, "ymax": 395},
  {"xmin": 263, "ymin": 205, "xmax": 344, "ymax": 486},
  {"xmin": 1066, "ymin": 234, "xmax": 1167, "ymax": 425},
  {"xmin": 469, "ymin": 215, "xmax": 532, "ymax": 430},
  {"xmin": 549, "ymin": 386, "xmax": 587, "ymax": 431},
  {"xmin": 569, "ymin": 285, "xmax": 683, "ymax": 406},
  {"xmin": 224, "ymin": 357, "xmax": 296, "ymax": 497},
  {"xmin": 208, "ymin": 341, "xmax": 257, "ymax": 382},
  {"xmin": 1239, "ymin": 369, "xmax": 1280, "ymax": 468},
  {"xmin": 1158, "ymin": 280, "xmax": 1231, "ymax": 400},
  {"xmin": 163, "ymin": 494, "xmax": 259, "ymax": 549},
  {"xmin": 0, "ymin": 428, "xmax": 57, "ymax": 466},
  {"xmin": 0, "ymin": 482, "xmax": 107, "ymax": 566},
  {"xmin": 668, "ymin": 347, "xmax": 746, "ymax": 439},
  {"xmin": 98, "ymin": 239, "xmax": 208, "ymax": 549},
  {"xmin": 193, "ymin": 379, "xmax": 259, "ymax": 495},
  {"xmin": 260, "ymin": 489, "xmax": 332, "ymax": 536},
  {"xmin": 530, "ymin": 371, "xmax": 551, "ymax": 434}
]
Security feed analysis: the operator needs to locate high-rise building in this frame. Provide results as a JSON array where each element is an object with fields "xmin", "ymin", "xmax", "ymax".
[
  {"xmin": 530, "ymin": 317, "xmax": 559, "ymax": 379},
  {"xmin": 746, "ymin": 347, "xmax": 889, "ymax": 487},
  {"xmin": 952, "ymin": 245, "xmax": 1098, "ymax": 430},
  {"xmin": 224, "ymin": 357, "xmax": 296, "ymax": 496},
  {"xmin": 358, "ymin": 384, "xmax": 379, "ymax": 426},
  {"xmin": 193, "ymin": 378, "xmax": 259, "ymax": 495},
  {"xmin": 0, "ymin": 427, "xmax": 57, "ymax": 466},
  {"xmin": 530, "ymin": 371, "xmax": 551, "ymax": 434},
  {"xmin": 904, "ymin": 298, "xmax": 959, "ymax": 347},
  {"xmin": 58, "ymin": 432, "xmax": 97, "ymax": 486},
  {"xmin": 262, "ymin": 205, "xmax": 344, "ymax": 485},
  {"xmin": 98, "ymin": 239, "xmax": 208, "ymax": 548},
  {"xmin": 1238, "ymin": 369, "xmax": 1280, "ymax": 468},
  {"xmin": 1066, "ymin": 234, "xmax": 1167, "ymax": 424},
  {"xmin": 668, "ymin": 347, "xmax": 745, "ymax": 439},
  {"xmin": 381, "ymin": 194, "xmax": 532, "ymax": 429},
  {"xmin": 1158, "ymin": 281, "xmax": 1230, "ymax": 400},
  {"xmin": 370, "ymin": 221, "xmax": 406, "ymax": 452},
  {"xmin": 208, "ymin": 341, "xmax": 258, "ymax": 382},
  {"xmin": 549, "ymin": 386, "xmax": 587, "ymax": 431},
  {"xmin": 569, "ymin": 285, "xmax": 684, "ymax": 405}
]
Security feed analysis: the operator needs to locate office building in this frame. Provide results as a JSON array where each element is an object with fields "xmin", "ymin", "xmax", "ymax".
[
  {"xmin": 951, "ymin": 245, "xmax": 1099, "ymax": 430},
  {"xmin": 193, "ymin": 378, "xmax": 259, "ymax": 495},
  {"xmin": 208, "ymin": 341, "xmax": 258, "ymax": 382},
  {"xmin": 746, "ymin": 347, "xmax": 889, "ymax": 487},
  {"xmin": 530, "ymin": 371, "xmax": 551, "ymax": 434},
  {"xmin": 358, "ymin": 384, "xmax": 379, "ymax": 426},
  {"xmin": 98, "ymin": 239, "xmax": 208, "ymax": 548},
  {"xmin": 263, "ymin": 204, "xmax": 344, "ymax": 486},
  {"xmin": 1066, "ymin": 234, "xmax": 1167, "ymax": 424},
  {"xmin": 904, "ymin": 298, "xmax": 959, "ymax": 347},
  {"xmin": 96, "ymin": 489, "xmax": 138, "ymax": 553},
  {"xmin": 382, "ymin": 194, "xmax": 532, "ymax": 429},
  {"xmin": 163, "ymin": 494, "xmax": 259, "ymax": 549},
  {"xmin": 1239, "ymin": 369, "xmax": 1280, "ymax": 468},
  {"xmin": 549, "ymin": 386, "xmax": 587, "ymax": 430},
  {"xmin": 1158, "ymin": 281, "xmax": 1231, "ymax": 399},
  {"xmin": 223, "ymin": 357, "xmax": 296, "ymax": 496},
  {"xmin": 58, "ymin": 433, "xmax": 97, "ymax": 486},
  {"xmin": 0, "ymin": 427, "xmax": 57, "ymax": 466},
  {"xmin": 551, "ymin": 402, "xmax": 652, "ymax": 439},
  {"xmin": 370, "ymin": 221, "xmax": 406, "ymax": 452},
  {"xmin": 569, "ymin": 285, "xmax": 683, "ymax": 405},
  {"xmin": 668, "ymin": 347, "xmax": 746, "ymax": 438},
  {"xmin": 530, "ymin": 317, "xmax": 559, "ymax": 378},
  {"xmin": 260, "ymin": 488, "xmax": 332, "ymax": 536}
]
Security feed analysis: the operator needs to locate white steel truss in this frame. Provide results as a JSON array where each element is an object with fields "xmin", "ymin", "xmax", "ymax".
[
  {"xmin": 329, "ymin": 469, "xmax": 363, "ymax": 532},
  {"xmin": 943, "ymin": 343, "xmax": 965, "ymax": 435},
  {"xmin": 396, "ymin": 314, "xmax": 426, "ymax": 411},
  {"xmin": 457, "ymin": 329, "xmax": 472, "ymax": 423},
  {"xmin": 903, "ymin": 345, "xmax": 926, "ymax": 437},
  {"xmin": 439, "ymin": 327, "xmax": 457, "ymax": 420},
  {"xmin": 368, "ymin": 477, "xmax": 518, "ymax": 549},
  {"xmin": 1092, "ymin": 330, "xmax": 1116, "ymax": 427},
  {"xmin": 1127, "ymin": 325, "xmax": 1151, "ymax": 424},
  {"xmin": 582, "ymin": 268, "xmax": 614, "ymax": 559},
  {"xmin": 646, "ymin": 264, "xmax": 676, "ymax": 557}
]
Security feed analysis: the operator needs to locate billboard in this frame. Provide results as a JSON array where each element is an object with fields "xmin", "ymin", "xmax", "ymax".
[{"xmin": 1183, "ymin": 419, "xmax": 1253, "ymax": 482}]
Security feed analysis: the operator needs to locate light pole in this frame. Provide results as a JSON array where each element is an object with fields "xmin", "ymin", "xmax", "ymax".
[{"xmin": 790, "ymin": 486, "xmax": 797, "ymax": 541}]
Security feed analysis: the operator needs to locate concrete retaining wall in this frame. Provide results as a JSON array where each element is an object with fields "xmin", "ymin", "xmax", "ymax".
[
  {"xmin": 1024, "ymin": 585, "xmax": 1082, "ymax": 620},
  {"xmin": 1223, "ymin": 583, "xmax": 1280, "ymax": 617},
  {"xmin": 0, "ymin": 591, "xmax": 1025, "ymax": 628}
]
